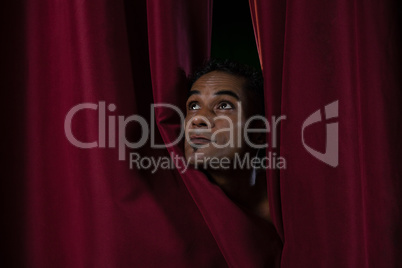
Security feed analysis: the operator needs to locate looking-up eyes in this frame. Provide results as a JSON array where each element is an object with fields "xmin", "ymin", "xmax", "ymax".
[
  {"xmin": 188, "ymin": 101, "xmax": 234, "ymax": 111},
  {"xmin": 188, "ymin": 102, "xmax": 201, "ymax": 110},
  {"xmin": 217, "ymin": 101, "xmax": 233, "ymax": 110}
]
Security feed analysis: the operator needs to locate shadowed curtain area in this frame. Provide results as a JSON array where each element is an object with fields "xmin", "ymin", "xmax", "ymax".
[
  {"xmin": 250, "ymin": 0, "xmax": 402, "ymax": 267},
  {"xmin": 1, "ymin": 0, "xmax": 401, "ymax": 267}
]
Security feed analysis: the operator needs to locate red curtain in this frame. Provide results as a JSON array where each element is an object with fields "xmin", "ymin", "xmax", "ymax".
[
  {"xmin": 21, "ymin": 0, "xmax": 233, "ymax": 267},
  {"xmin": 250, "ymin": 0, "xmax": 402, "ymax": 267},
  {"xmin": 2, "ymin": 0, "xmax": 401, "ymax": 267},
  {"xmin": 3, "ymin": 0, "xmax": 281, "ymax": 267}
]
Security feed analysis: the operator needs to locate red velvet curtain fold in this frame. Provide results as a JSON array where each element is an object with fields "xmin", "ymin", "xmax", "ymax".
[
  {"xmin": 250, "ymin": 0, "xmax": 402, "ymax": 267},
  {"xmin": 3, "ymin": 0, "xmax": 281, "ymax": 267},
  {"xmin": 22, "ymin": 0, "xmax": 231, "ymax": 267}
]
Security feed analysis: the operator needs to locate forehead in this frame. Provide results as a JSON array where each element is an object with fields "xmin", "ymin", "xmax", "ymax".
[{"xmin": 190, "ymin": 71, "xmax": 246, "ymax": 97}]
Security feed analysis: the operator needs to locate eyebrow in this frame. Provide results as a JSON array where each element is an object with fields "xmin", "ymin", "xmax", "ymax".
[
  {"xmin": 187, "ymin": 90, "xmax": 240, "ymax": 100},
  {"xmin": 214, "ymin": 90, "xmax": 240, "ymax": 100},
  {"xmin": 187, "ymin": 90, "xmax": 200, "ymax": 98}
]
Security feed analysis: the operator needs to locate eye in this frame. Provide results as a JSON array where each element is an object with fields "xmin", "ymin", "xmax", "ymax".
[
  {"xmin": 188, "ymin": 102, "xmax": 201, "ymax": 110},
  {"xmin": 217, "ymin": 101, "xmax": 233, "ymax": 110}
]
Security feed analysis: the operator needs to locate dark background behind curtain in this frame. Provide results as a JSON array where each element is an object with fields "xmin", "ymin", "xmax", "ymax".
[
  {"xmin": 2, "ymin": 1, "xmax": 28, "ymax": 267},
  {"xmin": 211, "ymin": 0, "xmax": 260, "ymax": 68},
  {"xmin": 2, "ymin": 0, "xmax": 402, "ymax": 267}
]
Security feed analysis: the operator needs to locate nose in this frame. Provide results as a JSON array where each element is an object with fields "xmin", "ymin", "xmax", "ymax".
[
  {"xmin": 190, "ymin": 110, "xmax": 215, "ymax": 129},
  {"xmin": 192, "ymin": 115, "xmax": 208, "ymax": 128}
]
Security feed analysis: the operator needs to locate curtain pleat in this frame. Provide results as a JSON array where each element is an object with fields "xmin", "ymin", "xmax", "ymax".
[
  {"xmin": 250, "ymin": 0, "xmax": 402, "ymax": 267},
  {"xmin": 21, "ymin": 0, "xmax": 230, "ymax": 267}
]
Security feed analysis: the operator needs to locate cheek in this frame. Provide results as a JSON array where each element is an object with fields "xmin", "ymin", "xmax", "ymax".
[
  {"xmin": 184, "ymin": 132, "xmax": 192, "ymax": 151},
  {"xmin": 183, "ymin": 117, "xmax": 190, "ymax": 131},
  {"xmin": 214, "ymin": 116, "xmax": 244, "ymax": 143},
  {"xmin": 183, "ymin": 117, "xmax": 193, "ymax": 140}
]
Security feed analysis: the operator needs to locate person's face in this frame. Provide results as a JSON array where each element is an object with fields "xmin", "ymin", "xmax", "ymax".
[{"xmin": 184, "ymin": 71, "xmax": 253, "ymax": 166}]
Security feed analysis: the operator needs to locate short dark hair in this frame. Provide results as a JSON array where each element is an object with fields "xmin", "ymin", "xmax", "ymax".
[{"xmin": 189, "ymin": 58, "xmax": 265, "ymax": 115}]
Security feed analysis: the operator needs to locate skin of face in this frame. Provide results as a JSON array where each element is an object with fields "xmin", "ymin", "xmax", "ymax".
[{"xmin": 184, "ymin": 71, "xmax": 255, "ymax": 167}]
